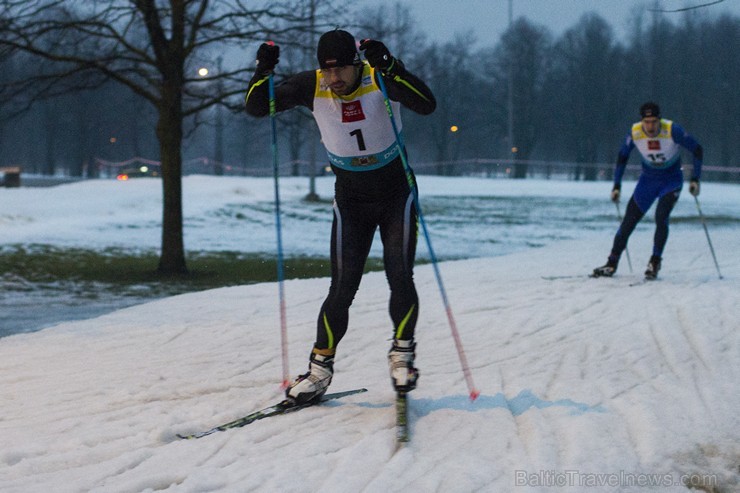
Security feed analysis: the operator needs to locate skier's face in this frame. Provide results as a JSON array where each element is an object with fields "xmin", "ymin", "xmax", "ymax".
[
  {"xmin": 641, "ymin": 116, "xmax": 660, "ymax": 138},
  {"xmin": 321, "ymin": 65, "xmax": 361, "ymax": 96}
]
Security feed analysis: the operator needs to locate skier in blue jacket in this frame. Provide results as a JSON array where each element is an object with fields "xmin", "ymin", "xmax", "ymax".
[
  {"xmin": 593, "ymin": 102, "xmax": 703, "ymax": 279},
  {"xmin": 245, "ymin": 30, "xmax": 436, "ymax": 404}
]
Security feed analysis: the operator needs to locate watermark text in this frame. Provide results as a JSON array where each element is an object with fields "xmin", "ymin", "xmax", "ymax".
[{"xmin": 514, "ymin": 469, "xmax": 718, "ymax": 489}]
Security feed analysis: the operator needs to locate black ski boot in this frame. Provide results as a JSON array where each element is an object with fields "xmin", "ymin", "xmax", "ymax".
[
  {"xmin": 644, "ymin": 255, "xmax": 661, "ymax": 280},
  {"xmin": 592, "ymin": 257, "xmax": 618, "ymax": 277}
]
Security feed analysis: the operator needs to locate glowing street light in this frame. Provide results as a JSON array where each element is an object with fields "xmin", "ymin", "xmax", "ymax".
[
  {"xmin": 450, "ymin": 125, "xmax": 459, "ymax": 133},
  {"xmin": 197, "ymin": 67, "xmax": 209, "ymax": 77}
]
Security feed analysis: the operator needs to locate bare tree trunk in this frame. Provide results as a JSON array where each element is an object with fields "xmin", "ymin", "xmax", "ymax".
[{"xmin": 156, "ymin": 73, "xmax": 187, "ymax": 274}]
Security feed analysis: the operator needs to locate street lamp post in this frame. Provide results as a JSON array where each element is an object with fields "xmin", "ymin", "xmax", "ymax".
[
  {"xmin": 197, "ymin": 62, "xmax": 224, "ymax": 176},
  {"xmin": 214, "ymin": 56, "xmax": 224, "ymax": 176},
  {"xmin": 305, "ymin": 0, "xmax": 320, "ymax": 201},
  {"xmin": 450, "ymin": 125, "xmax": 460, "ymax": 174},
  {"xmin": 507, "ymin": 0, "xmax": 515, "ymax": 169}
]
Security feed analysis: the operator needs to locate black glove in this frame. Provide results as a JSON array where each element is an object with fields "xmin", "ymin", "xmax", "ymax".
[
  {"xmin": 359, "ymin": 39, "xmax": 395, "ymax": 72},
  {"xmin": 689, "ymin": 179, "xmax": 700, "ymax": 196},
  {"xmin": 610, "ymin": 184, "xmax": 621, "ymax": 203},
  {"xmin": 256, "ymin": 42, "xmax": 279, "ymax": 74}
]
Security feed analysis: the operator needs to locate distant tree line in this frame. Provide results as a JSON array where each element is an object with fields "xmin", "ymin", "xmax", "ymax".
[
  {"xmin": 2, "ymin": 3, "xmax": 737, "ymax": 181},
  {"xmin": 398, "ymin": 6, "xmax": 739, "ymax": 181}
]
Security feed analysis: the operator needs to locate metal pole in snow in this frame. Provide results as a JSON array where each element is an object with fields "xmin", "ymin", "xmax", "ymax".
[
  {"xmin": 374, "ymin": 69, "xmax": 479, "ymax": 401},
  {"xmin": 614, "ymin": 200, "xmax": 633, "ymax": 273},
  {"xmin": 693, "ymin": 195, "xmax": 723, "ymax": 280},
  {"xmin": 268, "ymin": 63, "xmax": 290, "ymax": 389}
]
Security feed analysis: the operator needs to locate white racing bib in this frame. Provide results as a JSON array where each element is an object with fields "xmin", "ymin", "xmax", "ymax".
[
  {"xmin": 312, "ymin": 63, "xmax": 402, "ymax": 171},
  {"xmin": 631, "ymin": 119, "xmax": 681, "ymax": 169}
]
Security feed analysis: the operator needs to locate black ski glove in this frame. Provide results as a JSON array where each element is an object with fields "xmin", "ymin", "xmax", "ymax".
[
  {"xmin": 610, "ymin": 184, "xmax": 621, "ymax": 203},
  {"xmin": 689, "ymin": 179, "xmax": 700, "ymax": 196},
  {"xmin": 256, "ymin": 42, "xmax": 279, "ymax": 74},
  {"xmin": 359, "ymin": 39, "xmax": 396, "ymax": 73}
]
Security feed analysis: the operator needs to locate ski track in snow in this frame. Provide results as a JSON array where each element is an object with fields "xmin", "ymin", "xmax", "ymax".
[
  {"xmin": 1, "ymin": 251, "xmax": 739, "ymax": 492},
  {"xmin": 0, "ymin": 178, "xmax": 738, "ymax": 492}
]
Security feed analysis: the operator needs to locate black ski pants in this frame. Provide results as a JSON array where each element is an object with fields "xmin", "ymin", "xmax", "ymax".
[
  {"xmin": 314, "ymin": 191, "xmax": 418, "ymax": 351},
  {"xmin": 611, "ymin": 189, "xmax": 680, "ymax": 260}
]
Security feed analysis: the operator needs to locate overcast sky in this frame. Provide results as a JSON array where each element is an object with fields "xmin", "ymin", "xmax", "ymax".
[{"xmin": 366, "ymin": 0, "xmax": 740, "ymax": 47}]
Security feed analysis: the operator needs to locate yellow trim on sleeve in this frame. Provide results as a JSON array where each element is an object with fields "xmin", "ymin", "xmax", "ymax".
[
  {"xmin": 391, "ymin": 74, "xmax": 431, "ymax": 102},
  {"xmin": 245, "ymin": 75, "xmax": 269, "ymax": 104}
]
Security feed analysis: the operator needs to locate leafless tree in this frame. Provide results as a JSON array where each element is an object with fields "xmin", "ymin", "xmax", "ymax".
[
  {"xmin": 494, "ymin": 18, "xmax": 552, "ymax": 178},
  {"xmin": 0, "ymin": 0, "xmax": 342, "ymax": 274},
  {"xmin": 546, "ymin": 13, "xmax": 620, "ymax": 180}
]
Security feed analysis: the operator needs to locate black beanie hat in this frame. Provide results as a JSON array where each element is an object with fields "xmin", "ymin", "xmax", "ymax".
[
  {"xmin": 640, "ymin": 102, "xmax": 661, "ymax": 119},
  {"xmin": 317, "ymin": 29, "xmax": 360, "ymax": 69}
]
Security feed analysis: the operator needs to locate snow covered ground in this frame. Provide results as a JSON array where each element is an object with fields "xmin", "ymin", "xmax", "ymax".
[{"xmin": 0, "ymin": 176, "xmax": 738, "ymax": 492}]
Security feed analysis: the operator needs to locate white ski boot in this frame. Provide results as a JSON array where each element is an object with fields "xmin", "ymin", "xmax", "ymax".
[
  {"xmin": 286, "ymin": 350, "xmax": 334, "ymax": 404},
  {"xmin": 388, "ymin": 339, "xmax": 418, "ymax": 392}
]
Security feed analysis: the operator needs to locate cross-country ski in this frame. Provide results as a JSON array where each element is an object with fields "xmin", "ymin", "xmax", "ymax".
[
  {"xmin": 395, "ymin": 392, "xmax": 410, "ymax": 444},
  {"xmin": 177, "ymin": 388, "xmax": 367, "ymax": 440}
]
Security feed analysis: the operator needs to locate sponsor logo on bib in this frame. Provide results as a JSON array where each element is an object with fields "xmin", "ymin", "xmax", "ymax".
[
  {"xmin": 648, "ymin": 140, "xmax": 661, "ymax": 150},
  {"xmin": 342, "ymin": 101, "xmax": 365, "ymax": 122},
  {"xmin": 351, "ymin": 155, "xmax": 378, "ymax": 166}
]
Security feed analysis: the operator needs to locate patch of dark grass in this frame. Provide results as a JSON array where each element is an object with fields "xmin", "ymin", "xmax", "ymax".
[{"xmin": 0, "ymin": 244, "xmax": 386, "ymax": 297}]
